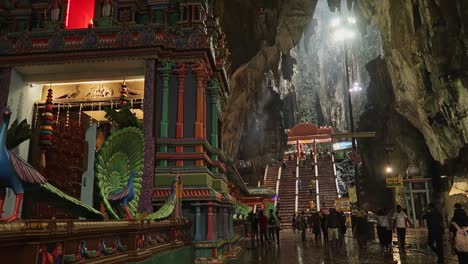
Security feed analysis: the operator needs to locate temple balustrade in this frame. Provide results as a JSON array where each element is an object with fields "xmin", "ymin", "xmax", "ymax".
[{"xmin": 0, "ymin": 219, "xmax": 192, "ymax": 264}]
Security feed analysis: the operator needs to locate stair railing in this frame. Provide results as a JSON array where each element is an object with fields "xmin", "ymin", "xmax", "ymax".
[
  {"xmin": 332, "ymin": 153, "xmax": 340, "ymax": 197},
  {"xmin": 295, "ymin": 164, "xmax": 299, "ymax": 213},
  {"xmin": 315, "ymin": 154, "xmax": 320, "ymax": 211},
  {"xmin": 274, "ymin": 166, "xmax": 282, "ymax": 207}
]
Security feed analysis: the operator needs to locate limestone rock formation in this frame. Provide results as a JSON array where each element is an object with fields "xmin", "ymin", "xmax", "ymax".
[
  {"xmin": 356, "ymin": 0, "xmax": 468, "ymax": 167},
  {"xmin": 214, "ymin": 0, "xmax": 317, "ymax": 179}
]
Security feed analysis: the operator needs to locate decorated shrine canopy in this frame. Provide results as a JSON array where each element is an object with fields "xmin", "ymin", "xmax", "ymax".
[
  {"xmin": 286, "ymin": 123, "xmax": 333, "ymax": 144},
  {"xmin": 286, "ymin": 123, "xmax": 376, "ymax": 145}
]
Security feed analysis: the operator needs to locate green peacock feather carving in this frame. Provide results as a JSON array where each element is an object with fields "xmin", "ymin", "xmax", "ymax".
[{"xmin": 95, "ymin": 127, "xmax": 144, "ymax": 219}]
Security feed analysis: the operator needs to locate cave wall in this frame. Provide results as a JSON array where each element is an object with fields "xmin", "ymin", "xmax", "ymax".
[
  {"xmin": 356, "ymin": 0, "xmax": 468, "ymax": 168},
  {"xmin": 214, "ymin": 0, "xmax": 318, "ymax": 169},
  {"xmin": 291, "ymin": 0, "xmax": 382, "ymax": 132}
]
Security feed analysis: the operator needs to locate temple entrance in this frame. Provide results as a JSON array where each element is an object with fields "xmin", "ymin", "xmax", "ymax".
[{"xmin": 5, "ymin": 61, "xmax": 145, "ymax": 219}]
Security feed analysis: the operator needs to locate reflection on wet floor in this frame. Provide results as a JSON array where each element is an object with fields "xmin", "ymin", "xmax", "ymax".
[{"xmin": 227, "ymin": 230, "xmax": 458, "ymax": 264}]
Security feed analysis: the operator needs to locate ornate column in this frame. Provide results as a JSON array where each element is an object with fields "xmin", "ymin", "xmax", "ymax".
[
  {"xmin": 158, "ymin": 61, "xmax": 174, "ymax": 167},
  {"xmin": 194, "ymin": 205, "xmax": 202, "ymax": 241},
  {"xmin": 192, "ymin": 62, "xmax": 207, "ymax": 166},
  {"xmin": 207, "ymin": 80, "xmax": 220, "ymax": 173},
  {"xmin": 206, "ymin": 202, "xmax": 214, "ymax": 240},
  {"xmin": 202, "ymin": 78, "xmax": 207, "ymax": 140},
  {"xmin": 139, "ymin": 60, "xmax": 156, "ymax": 212},
  {"xmin": 174, "ymin": 64, "xmax": 188, "ymax": 167},
  {"xmin": 223, "ymin": 207, "xmax": 228, "ymax": 240},
  {"xmin": 0, "ymin": 68, "xmax": 12, "ymax": 110}
]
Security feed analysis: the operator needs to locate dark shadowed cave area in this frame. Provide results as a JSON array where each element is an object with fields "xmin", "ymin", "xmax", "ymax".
[{"xmin": 215, "ymin": 0, "xmax": 468, "ymax": 214}]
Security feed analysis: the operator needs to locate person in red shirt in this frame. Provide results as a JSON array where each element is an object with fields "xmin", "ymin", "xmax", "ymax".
[{"xmin": 259, "ymin": 210, "xmax": 269, "ymax": 245}]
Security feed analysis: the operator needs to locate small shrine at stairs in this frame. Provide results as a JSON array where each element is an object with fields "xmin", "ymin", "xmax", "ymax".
[{"xmin": 0, "ymin": 1, "xmax": 274, "ymax": 263}]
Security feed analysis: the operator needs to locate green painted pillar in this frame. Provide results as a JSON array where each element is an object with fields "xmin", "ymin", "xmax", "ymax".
[
  {"xmin": 207, "ymin": 80, "xmax": 220, "ymax": 173},
  {"xmin": 158, "ymin": 61, "xmax": 174, "ymax": 167}
]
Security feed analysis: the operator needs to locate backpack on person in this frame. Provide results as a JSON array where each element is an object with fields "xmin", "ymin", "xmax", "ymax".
[
  {"xmin": 452, "ymin": 222, "xmax": 468, "ymax": 252},
  {"xmin": 269, "ymin": 215, "xmax": 276, "ymax": 226}
]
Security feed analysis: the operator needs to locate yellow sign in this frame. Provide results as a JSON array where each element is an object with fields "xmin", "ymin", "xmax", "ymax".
[
  {"xmin": 386, "ymin": 176, "xmax": 403, "ymax": 188},
  {"xmin": 348, "ymin": 186, "xmax": 357, "ymax": 203},
  {"xmin": 334, "ymin": 198, "xmax": 350, "ymax": 212}
]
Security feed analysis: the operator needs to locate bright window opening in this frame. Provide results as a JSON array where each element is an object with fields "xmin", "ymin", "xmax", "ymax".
[{"xmin": 65, "ymin": 0, "xmax": 95, "ymax": 29}]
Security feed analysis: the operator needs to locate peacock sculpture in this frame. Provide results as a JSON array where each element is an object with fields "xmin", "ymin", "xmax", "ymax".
[
  {"xmin": 0, "ymin": 108, "xmax": 103, "ymax": 222},
  {"xmin": 95, "ymin": 127, "xmax": 144, "ymax": 219},
  {"xmin": 145, "ymin": 178, "xmax": 178, "ymax": 221}
]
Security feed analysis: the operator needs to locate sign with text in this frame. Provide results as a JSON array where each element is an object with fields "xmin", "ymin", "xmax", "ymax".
[
  {"xmin": 386, "ymin": 176, "xmax": 403, "ymax": 188},
  {"xmin": 334, "ymin": 198, "xmax": 350, "ymax": 212}
]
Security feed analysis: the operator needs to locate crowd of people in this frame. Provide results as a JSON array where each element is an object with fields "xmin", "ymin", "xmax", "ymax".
[
  {"xmin": 248, "ymin": 209, "xmax": 282, "ymax": 247},
  {"xmin": 246, "ymin": 203, "xmax": 468, "ymax": 264}
]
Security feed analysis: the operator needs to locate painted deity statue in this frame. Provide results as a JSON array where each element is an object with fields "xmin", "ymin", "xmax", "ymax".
[
  {"xmin": 48, "ymin": 0, "xmax": 63, "ymax": 22},
  {"xmin": 101, "ymin": 0, "xmax": 113, "ymax": 17}
]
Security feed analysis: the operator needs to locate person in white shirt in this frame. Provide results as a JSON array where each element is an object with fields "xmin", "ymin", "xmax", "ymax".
[{"xmin": 393, "ymin": 205, "xmax": 411, "ymax": 249}]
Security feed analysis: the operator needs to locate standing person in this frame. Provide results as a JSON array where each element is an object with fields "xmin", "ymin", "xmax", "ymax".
[
  {"xmin": 338, "ymin": 211, "xmax": 347, "ymax": 248},
  {"xmin": 292, "ymin": 213, "xmax": 297, "ymax": 233},
  {"xmin": 299, "ymin": 211, "xmax": 307, "ymax": 241},
  {"xmin": 353, "ymin": 210, "xmax": 369, "ymax": 249},
  {"xmin": 320, "ymin": 212, "xmax": 329, "ymax": 244},
  {"xmin": 312, "ymin": 212, "xmax": 321, "ymax": 245},
  {"xmin": 422, "ymin": 203, "xmax": 445, "ymax": 263},
  {"xmin": 268, "ymin": 209, "xmax": 277, "ymax": 243},
  {"xmin": 327, "ymin": 208, "xmax": 340, "ymax": 251},
  {"xmin": 248, "ymin": 211, "xmax": 259, "ymax": 248},
  {"xmin": 450, "ymin": 203, "xmax": 468, "ymax": 264},
  {"xmin": 308, "ymin": 213, "xmax": 314, "ymax": 232},
  {"xmin": 259, "ymin": 211, "xmax": 269, "ymax": 245},
  {"xmin": 393, "ymin": 205, "xmax": 411, "ymax": 250},
  {"xmin": 275, "ymin": 211, "xmax": 282, "ymax": 245},
  {"xmin": 377, "ymin": 209, "xmax": 391, "ymax": 252}
]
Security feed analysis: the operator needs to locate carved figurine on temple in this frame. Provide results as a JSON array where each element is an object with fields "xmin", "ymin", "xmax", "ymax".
[
  {"xmin": 101, "ymin": 0, "xmax": 113, "ymax": 17},
  {"xmin": 48, "ymin": 0, "xmax": 63, "ymax": 22}
]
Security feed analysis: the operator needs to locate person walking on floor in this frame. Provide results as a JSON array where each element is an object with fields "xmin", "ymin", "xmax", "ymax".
[
  {"xmin": 248, "ymin": 211, "xmax": 259, "ymax": 248},
  {"xmin": 393, "ymin": 205, "xmax": 411, "ymax": 250},
  {"xmin": 327, "ymin": 208, "xmax": 340, "ymax": 251},
  {"xmin": 320, "ymin": 212, "xmax": 329, "ymax": 245},
  {"xmin": 377, "ymin": 208, "xmax": 392, "ymax": 252},
  {"xmin": 450, "ymin": 203, "xmax": 468, "ymax": 264},
  {"xmin": 275, "ymin": 211, "xmax": 282, "ymax": 245},
  {"xmin": 259, "ymin": 210, "xmax": 269, "ymax": 245},
  {"xmin": 312, "ymin": 212, "xmax": 321, "ymax": 245},
  {"xmin": 353, "ymin": 210, "xmax": 369, "ymax": 249},
  {"xmin": 422, "ymin": 203, "xmax": 445, "ymax": 263},
  {"xmin": 268, "ymin": 209, "xmax": 277, "ymax": 243},
  {"xmin": 338, "ymin": 211, "xmax": 347, "ymax": 248},
  {"xmin": 299, "ymin": 211, "xmax": 307, "ymax": 241}
]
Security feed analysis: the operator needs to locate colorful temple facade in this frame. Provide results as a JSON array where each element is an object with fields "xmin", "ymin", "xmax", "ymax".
[{"xmin": 0, "ymin": 0, "xmax": 274, "ymax": 263}]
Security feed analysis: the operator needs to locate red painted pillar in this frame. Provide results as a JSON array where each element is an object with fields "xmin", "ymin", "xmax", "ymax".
[
  {"xmin": 175, "ymin": 64, "xmax": 188, "ymax": 167},
  {"xmin": 207, "ymin": 202, "xmax": 214, "ymax": 240},
  {"xmin": 193, "ymin": 62, "xmax": 207, "ymax": 166},
  {"xmin": 202, "ymin": 78, "xmax": 207, "ymax": 140}
]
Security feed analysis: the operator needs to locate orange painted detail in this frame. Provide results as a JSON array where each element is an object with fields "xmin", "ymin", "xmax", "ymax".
[{"xmin": 175, "ymin": 63, "xmax": 189, "ymax": 167}]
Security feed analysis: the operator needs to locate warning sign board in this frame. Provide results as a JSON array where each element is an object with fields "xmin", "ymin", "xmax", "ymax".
[
  {"xmin": 334, "ymin": 198, "xmax": 351, "ymax": 212},
  {"xmin": 386, "ymin": 176, "xmax": 403, "ymax": 188}
]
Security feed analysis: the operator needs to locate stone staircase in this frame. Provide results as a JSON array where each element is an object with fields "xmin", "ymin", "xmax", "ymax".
[
  {"xmin": 317, "ymin": 157, "xmax": 338, "ymax": 210},
  {"xmin": 277, "ymin": 160, "xmax": 297, "ymax": 229},
  {"xmin": 298, "ymin": 160, "xmax": 316, "ymax": 213},
  {"xmin": 263, "ymin": 164, "xmax": 279, "ymax": 190}
]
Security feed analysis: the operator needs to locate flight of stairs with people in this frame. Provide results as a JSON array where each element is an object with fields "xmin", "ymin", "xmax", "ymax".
[
  {"xmin": 317, "ymin": 157, "xmax": 338, "ymax": 210},
  {"xmin": 277, "ymin": 160, "xmax": 297, "ymax": 229},
  {"xmin": 297, "ymin": 160, "xmax": 316, "ymax": 213}
]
